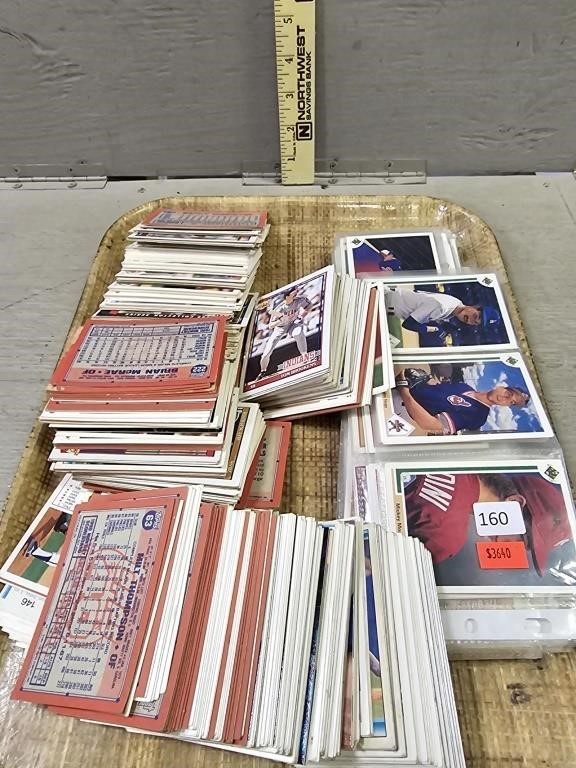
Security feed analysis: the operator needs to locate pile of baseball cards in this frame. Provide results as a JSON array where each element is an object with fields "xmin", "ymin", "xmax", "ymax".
[
  {"xmin": 0, "ymin": 420, "xmax": 292, "ymax": 649},
  {"xmin": 239, "ymin": 266, "xmax": 378, "ymax": 418},
  {"xmin": 6, "ymin": 207, "xmax": 573, "ymax": 762},
  {"xmin": 0, "ymin": 207, "xmax": 292, "ymax": 647},
  {"xmin": 344, "ymin": 451, "xmax": 576, "ymax": 655},
  {"xmin": 11, "ymin": 484, "xmax": 464, "ymax": 767},
  {"xmin": 36, "ymin": 209, "xmax": 290, "ymax": 507},
  {"xmin": 101, "ymin": 208, "xmax": 269, "ymax": 315},
  {"xmin": 39, "ymin": 314, "xmax": 265, "ymax": 503},
  {"xmin": 336, "ymin": 229, "xmax": 576, "ymax": 656}
]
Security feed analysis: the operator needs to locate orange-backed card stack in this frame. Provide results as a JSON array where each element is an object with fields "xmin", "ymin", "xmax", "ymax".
[
  {"xmin": 239, "ymin": 266, "xmax": 378, "ymax": 419},
  {"xmin": 101, "ymin": 208, "xmax": 269, "ymax": 316},
  {"xmin": 12, "ymin": 499, "xmax": 465, "ymax": 767},
  {"xmin": 93, "ymin": 291, "xmax": 257, "ymax": 364},
  {"xmin": 48, "ymin": 314, "xmax": 226, "ymax": 398},
  {"xmin": 13, "ymin": 485, "xmax": 203, "ymax": 722},
  {"xmin": 38, "ymin": 208, "xmax": 280, "ymax": 506},
  {"xmin": 237, "ymin": 421, "xmax": 292, "ymax": 509},
  {"xmin": 40, "ymin": 314, "xmax": 267, "ymax": 504},
  {"xmin": 12, "ymin": 488, "xmax": 322, "ymax": 758},
  {"xmin": 47, "ymin": 404, "xmax": 265, "ymax": 505}
]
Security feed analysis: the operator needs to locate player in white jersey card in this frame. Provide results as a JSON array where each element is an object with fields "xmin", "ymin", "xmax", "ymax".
[{"xmin": 242, "ymin": 267, "xmax": 334, "ymax": 398}]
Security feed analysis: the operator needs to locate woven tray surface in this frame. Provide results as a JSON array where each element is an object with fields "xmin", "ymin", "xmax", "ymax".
[{"xmin": 0, "ymin": 195, "xmax": 574, "ymax": 768}]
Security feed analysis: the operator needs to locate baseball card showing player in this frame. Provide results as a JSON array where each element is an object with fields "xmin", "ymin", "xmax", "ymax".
[
  {"xmin": 0, "ymin": 475, "xmax": 92, "ymax": 595},
  {"xmin": 372, "ymin": 287, "xmax": 393, "ymax": 395},
  {"xmin": 376, "ymin": 353, "xmax": 552, "ymax": 444},
  {"xmin": 344, "ymin": 233, "xmax": 442, "ymax": 279},
  {"xmin": 242, "ymin": 266, "xmax": 334, "ymax": 397},
  {"xmin": 386, "ymin": 459, "xmax": 576, "ymax": 593},
  {"xmin": 382, "ymin": 273, "xmax": 517, "ymax": 353},
  {"xmin": 344, "ymin": 526, "xmax": 396, "ymax": 750}
]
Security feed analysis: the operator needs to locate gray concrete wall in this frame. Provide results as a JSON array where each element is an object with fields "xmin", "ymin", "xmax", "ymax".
[{"xmin": 0, "ymin": 0, "xmax": 575, "ymax": 177}]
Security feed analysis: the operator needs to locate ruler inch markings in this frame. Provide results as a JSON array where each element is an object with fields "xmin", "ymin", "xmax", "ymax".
[{"xmin": 273, "ymin": 0, "xmax": 316, "ymax": 185}]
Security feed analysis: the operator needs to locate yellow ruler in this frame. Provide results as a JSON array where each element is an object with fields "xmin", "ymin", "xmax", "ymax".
[{"xmin": 274, "ymin": 0, "xmax": 316, "ymax": 185}]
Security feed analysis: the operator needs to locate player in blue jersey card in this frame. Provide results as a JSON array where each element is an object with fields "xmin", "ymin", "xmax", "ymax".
[
  {"xmin": 344, "ymin": 233, "xmax": 442, "ymax": 279},
  {"xmin": 375, "ymin": 353, "xmax": 553, "ymax": 444},
  {"xmin": 382, "ymin": 273, "xmax": 517, "ymax": 353}
]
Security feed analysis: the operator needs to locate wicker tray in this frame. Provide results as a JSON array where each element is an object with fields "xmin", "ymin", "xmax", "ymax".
[{"xmin": 0, "ymin": 195, "xmax": 574, "ymax": 768}]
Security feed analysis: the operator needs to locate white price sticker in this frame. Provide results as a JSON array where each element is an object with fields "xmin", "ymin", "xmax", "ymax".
[{"xmin": 473, "ymin": 501, "xmax": 526, "ymax": 537}]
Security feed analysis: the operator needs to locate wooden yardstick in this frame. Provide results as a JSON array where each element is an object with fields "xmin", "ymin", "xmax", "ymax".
[{"xmin": 273, "ymin": 0, "xmax": 316, "ymax": 184}]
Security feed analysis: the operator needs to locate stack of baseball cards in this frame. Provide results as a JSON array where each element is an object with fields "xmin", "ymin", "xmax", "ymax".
[
  {"xmin": 345, "ymin": 452, "xmax": 576, "ymax": 653},
  {"xmin": 45, "ymin": 409, "xmax": 265, "ymax": 507},
  {"xmin": 293, "ymin": 522, "xmax": 465, "ymax": 768},
  {"xmin": 0, "ymin": 420, "xmax": 292, "ymax": 648},
  {"xmin": 94, "ymin": 293, "xmax": 258, "ymax": 365},
  {"xmin": 335, "ymin": 250, "xmax": 576, "ymax": 655},
  {"xmin": 344, "ymin": 271, "xmax": 554, "ymax": 449},
  {"xmin": 49, "ymin": 415, "xmax": 290, "ymax": 509},
  {"xmin": 39, "ymin": 314, "xmax": 266, "ymax": 505},
  {"xmin": 101, "ymin": 208, "xmax": 269, "ymax": 316},
  {"xmin": 44, "ymin": 314, "xmax": 229, "ymax": 425},
  {"xmin": 11, "ymin": 488, "xmax": 465, "ymax": 767},
  {"xmin": 240, "ymin": 266, "xmax": 378, "ymax": 419},
  {"xmin": 13, "ymin": 484, "xmax": 206, "ymax": 729},
  {"xmin": 35, "ymin": 207, "xmax": 280, "ymax": 505}
]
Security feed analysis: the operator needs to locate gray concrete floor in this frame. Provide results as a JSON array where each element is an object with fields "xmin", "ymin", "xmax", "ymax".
[{"xmin": 0, "ymin": 175, "xmax": 575, "ymax": 507}]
